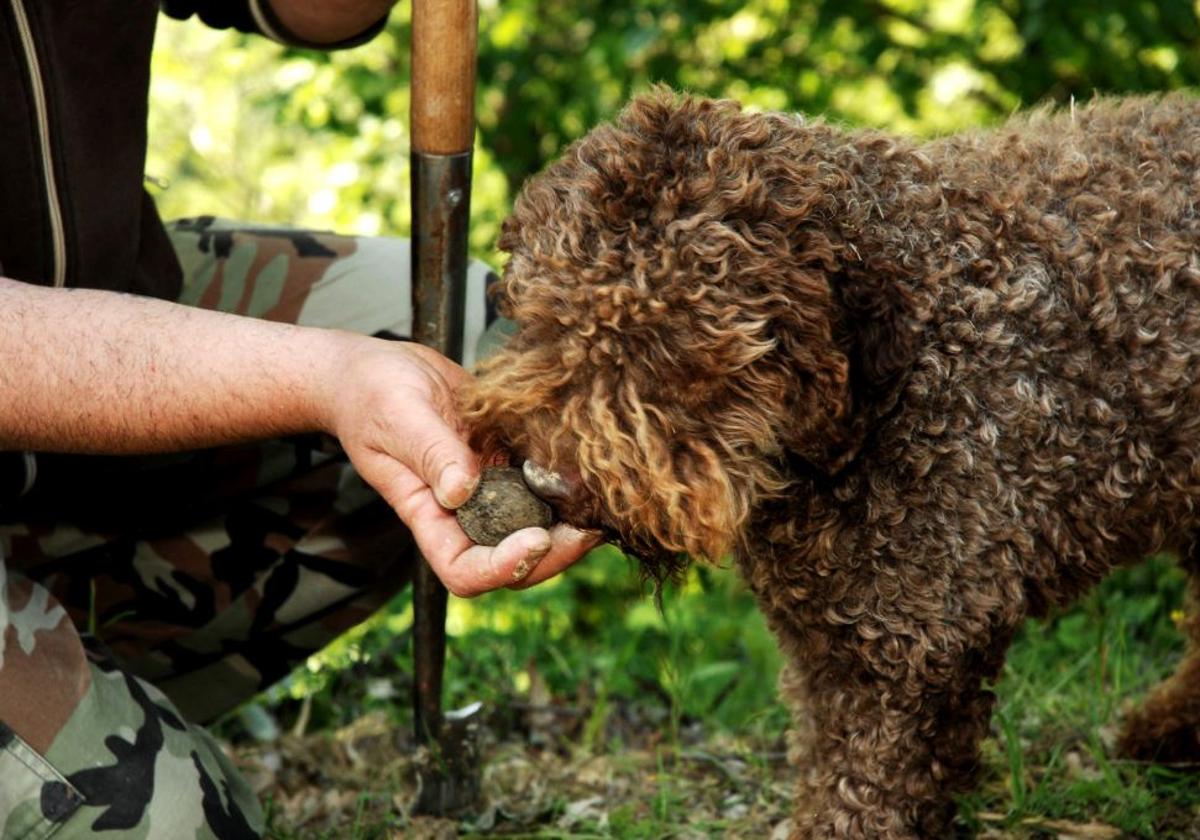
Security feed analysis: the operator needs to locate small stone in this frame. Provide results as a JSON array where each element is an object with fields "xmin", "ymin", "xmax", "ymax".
[{"xmin": 456, "ymin": 466, "xmax": 553, "ymax": 546}]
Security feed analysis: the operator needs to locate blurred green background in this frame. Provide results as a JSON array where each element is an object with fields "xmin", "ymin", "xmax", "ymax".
[
  {"xmin": 148, "ymin": 0, "xmax": 1200, "ymax": 268},
  {"xmin": 147, "ymin": 2, "xmax": 1200, "ymax": 835}
]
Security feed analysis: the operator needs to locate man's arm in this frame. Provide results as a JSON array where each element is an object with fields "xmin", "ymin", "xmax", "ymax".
[
  {"xmin": 0, "ymin": 278, "xmax": 595, "ymax": 594},
  {"xmin": 264, "ymin": 0, "xmax": 394, "ymax": 45},
  {"xmin": 161, "ymin": 0, "xmax": 394, "ymax": 49},
  {"xmin": 0, "ymin": 278, "xmax": 344, "ymax": 453}
]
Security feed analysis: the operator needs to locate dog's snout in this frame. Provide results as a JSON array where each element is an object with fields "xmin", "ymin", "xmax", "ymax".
[
  {"xmin": 521, "ymin": 459, "xmax": 575, "ymax": 502},
  {"xmin": 521, "ymin": 459, "xmax": 607, "ymax": 534}
]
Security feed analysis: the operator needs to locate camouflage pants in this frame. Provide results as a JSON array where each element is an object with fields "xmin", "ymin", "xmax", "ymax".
[{"xmin": 0, "ymin": 218, "xmax": 497, "ymax": 839}]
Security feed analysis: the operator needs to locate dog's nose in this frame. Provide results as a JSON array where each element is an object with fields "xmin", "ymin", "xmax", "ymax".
[{"xmin": 522, "ymin": 459, "xmax": 574, "ymax": 503}]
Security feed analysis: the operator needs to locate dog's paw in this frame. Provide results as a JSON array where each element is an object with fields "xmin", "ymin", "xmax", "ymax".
[{"xmin": 1117, "ymin": 710, "xmax": 1200, "ymax": 764}]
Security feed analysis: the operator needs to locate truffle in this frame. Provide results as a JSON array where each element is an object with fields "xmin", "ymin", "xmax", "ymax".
[{"xmin": 456, "ymin": 466, "xmax": 554, "ymax": 546}]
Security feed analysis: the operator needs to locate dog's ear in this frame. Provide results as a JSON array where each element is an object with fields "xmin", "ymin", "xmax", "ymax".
[
  {"xmin": 565, "ymin": 378, "xmax": 751, "ymax": 565},
  {"xmin": 786, "ymin": 270, "xmax": 922, "ymax": 474},
  {"xmin": 759, "ymin": 255, "xmax": 922, "ymax": 475},
  {"xmin": 838, "ymin": 274, "xmax": 923, "ymax": 416}
]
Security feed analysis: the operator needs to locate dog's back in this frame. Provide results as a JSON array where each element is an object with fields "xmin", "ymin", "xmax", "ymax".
[{"xmin": 888, "ymin": 95, "xmax": 1200, "ymax": 604}]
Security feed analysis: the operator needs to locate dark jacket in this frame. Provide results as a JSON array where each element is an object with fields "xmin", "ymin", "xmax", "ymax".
[
  {"xmin": 0, "ymin": 0, "xmax": 384, "ymax": 501},
  {"xmin": 0, "ymin": 0, "xmax": 384, "ymax": 294}
]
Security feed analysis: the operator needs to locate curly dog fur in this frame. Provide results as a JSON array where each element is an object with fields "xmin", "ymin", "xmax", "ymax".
[{"xmin": 463, "ymin": 89, "xmax": 1200, "ymax": 837}]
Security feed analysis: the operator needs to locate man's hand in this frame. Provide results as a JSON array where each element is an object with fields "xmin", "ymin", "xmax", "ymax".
[
  {"xmin": 0, "ymin": 278, "xmax": 596, "ymax": 595},
  {"xmin": 323, "ymin": 337, "xmax": 598, "ymax": 596}
]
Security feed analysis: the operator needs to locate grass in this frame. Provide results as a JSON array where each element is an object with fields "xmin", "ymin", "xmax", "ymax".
[
  {"xmin": 224, "ymin": 550, "xmax": 1200, "ymax": 838},
  {"xmin": 959, "ymin": 556, "xmax": 1200, "ymax": 838}
]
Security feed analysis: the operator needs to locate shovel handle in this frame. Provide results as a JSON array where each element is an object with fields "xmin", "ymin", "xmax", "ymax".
[{"xmin": 412, "ymin": 0, "xmax": 477, "ymax": 155}]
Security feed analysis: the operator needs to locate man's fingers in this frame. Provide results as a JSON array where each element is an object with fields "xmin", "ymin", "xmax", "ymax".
[
  {"xmin": 435, "ymin": 528, "xmax": 553, "ymax": 597},
  {"xmin": 352, "ymin": 426, "xmax": 599, "ymax": 596},
  {"xmin": 363, "ymin": 455, "xmax": 557, "ymax": 596},
  {"xmin": 508, "ymin": 524, "xmax": 602, "ymax": 589},
  {"xmin": 434, "ymin": 459, "xmax": 478, "ymax": 510},
  {"xmin": 386, "ymin": 398, "xmax": 479, "ymax": 509},
  {"xmin": 358, "ymin": 454, "xmax": 469, "ymax": 555},
  {"xmin": 383, "ymin": 461, "xmax": 598, "ymax": 594}
]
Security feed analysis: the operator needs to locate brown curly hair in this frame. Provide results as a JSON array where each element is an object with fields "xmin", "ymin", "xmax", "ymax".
[
  {"xmin": 463, "ymin": 88, "xmax": 1200, "ymax": 837},
  {"xmin": 466, "ymin": 91, "xmax": 908, "ymax": 566}
]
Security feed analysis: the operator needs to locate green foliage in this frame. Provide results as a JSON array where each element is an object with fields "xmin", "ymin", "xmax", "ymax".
[
  {"xmin": 443, "ymin": 546, "xmax": 786, "ymax": 736},
  {"xmin": 249, "ymin": 545, "xmax": 787, "ymax": 743},
  {"xmin": 150, "ymin": 0, "xmax": 1200, "ymax": 267}
]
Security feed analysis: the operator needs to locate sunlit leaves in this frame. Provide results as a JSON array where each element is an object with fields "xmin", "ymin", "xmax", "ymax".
[{"xmin": 148, "ymin": 0, "xmax": 1200, "ymax": 268}]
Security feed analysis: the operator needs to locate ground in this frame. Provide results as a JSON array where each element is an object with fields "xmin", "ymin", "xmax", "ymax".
[{"xmin": 216, "ymin": 551, "xmax": 1200, "ymax": 839}]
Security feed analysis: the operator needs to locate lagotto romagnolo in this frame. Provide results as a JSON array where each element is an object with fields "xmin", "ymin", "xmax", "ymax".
[{"xmin": 464, "ymin": 89, "xmax": 1200, "ymax": 838}]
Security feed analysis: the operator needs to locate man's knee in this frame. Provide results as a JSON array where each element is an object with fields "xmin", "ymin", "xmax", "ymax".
[{"xmin": 0, "ymin": 576, "xmax": 264, "ymax": 840}]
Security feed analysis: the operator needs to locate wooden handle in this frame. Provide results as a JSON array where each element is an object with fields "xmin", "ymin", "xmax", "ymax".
[{"xmin": 412, "ymin": 0, "xmax": 477, "ymax": 155}]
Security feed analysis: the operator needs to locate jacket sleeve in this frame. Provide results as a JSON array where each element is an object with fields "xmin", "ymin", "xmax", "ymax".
[{"xmin": 160, "ymin": 0, "xmax": 388, "ymax": 49}]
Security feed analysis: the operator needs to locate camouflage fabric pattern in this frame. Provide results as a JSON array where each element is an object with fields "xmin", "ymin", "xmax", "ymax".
[
  {"xmin": 168, "ymin": 216, "xmax": 496, "ymax": 368},
  {"xmin": 0, "ymin": 579, "xmax": 261, "ymax": 839},
  {"xmin": 0, "ymin": 218, "xmax": 496, "ymax": 838}
]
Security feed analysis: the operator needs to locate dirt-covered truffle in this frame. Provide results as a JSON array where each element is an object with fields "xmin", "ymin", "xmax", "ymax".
[{"xmin": 456, "ymin": 466, "xmax": 554, "ymax": 546}]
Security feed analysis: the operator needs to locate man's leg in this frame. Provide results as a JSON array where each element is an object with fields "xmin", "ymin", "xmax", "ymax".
[
  {"xmin": 9, "ymin": 454, "xmax": 417, "ymax": 724},
  {"xmin": 1, "ymin": 220, "xmax": 496, "ymax": 835},
  {"xmin": 0, "ymin": 564, "xmax": 263, "ymax": 839},
  {"xmin": 6, "ymin": 218, "xmax": 494, "ymax": 721}
]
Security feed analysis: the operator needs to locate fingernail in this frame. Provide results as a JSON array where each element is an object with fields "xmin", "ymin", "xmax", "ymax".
[
  {"xmin": 511, "ymin": 539, "xmax": 552, "ymax": 582},
  {"xmin": 439, "ymin": 465, "xmax": 478, "ymax": 509}
]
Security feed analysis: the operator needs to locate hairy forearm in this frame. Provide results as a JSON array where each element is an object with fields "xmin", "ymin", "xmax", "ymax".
[
  {"xmin": 266, "ymin": 0, "xmax": 395, "ymax": 44},
  {"xmin": 0, "ymin": 278, "xmax": 345, "ymax": 454},
  {"xmin": 0, "ymin": 279, "xmax": 595, "ymax": 594}
]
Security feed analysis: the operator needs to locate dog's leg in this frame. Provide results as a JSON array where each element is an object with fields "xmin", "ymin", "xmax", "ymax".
[
  {"xmin": 1118, "ymin": 547, "xmax": 1200, "ymax": 763},
  {"xmin": 780, "ymin": 639, "xmax": 1001, "ymax": 839}
]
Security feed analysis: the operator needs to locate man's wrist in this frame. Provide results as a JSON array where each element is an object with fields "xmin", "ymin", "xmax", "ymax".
[{"xmin": 289, "ymin": 325, "xmax": 362, "ymax": 439}]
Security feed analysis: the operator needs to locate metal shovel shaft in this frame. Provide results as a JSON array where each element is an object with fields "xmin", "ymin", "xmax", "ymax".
[{"xmin": 409, "ymin": 0, "xmax": 477, "ymax": 803}]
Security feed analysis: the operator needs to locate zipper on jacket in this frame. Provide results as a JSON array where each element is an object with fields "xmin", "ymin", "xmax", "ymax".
[{"xmin": 9, "ymin": 0, "xmax": 66, "ymax": 288}]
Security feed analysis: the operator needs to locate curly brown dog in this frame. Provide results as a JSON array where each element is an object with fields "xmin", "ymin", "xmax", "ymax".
[{"xmin": 463, "ymin": 89, "xmax": 1200, "ymax": 838}]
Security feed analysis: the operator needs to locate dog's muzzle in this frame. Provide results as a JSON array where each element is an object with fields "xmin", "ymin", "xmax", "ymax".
[{"xmin": 521, "ymin": 459, "xmax": 573, "ymax": 502}]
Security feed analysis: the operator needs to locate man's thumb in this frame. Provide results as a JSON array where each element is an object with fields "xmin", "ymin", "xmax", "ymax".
[
  {"xmin": 434, "ymin": 458, "xmax": 479, "ymax": 509},
  {"xmin": 396, "ymin": 403, "xmax": 480, "ymax": 509}
]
